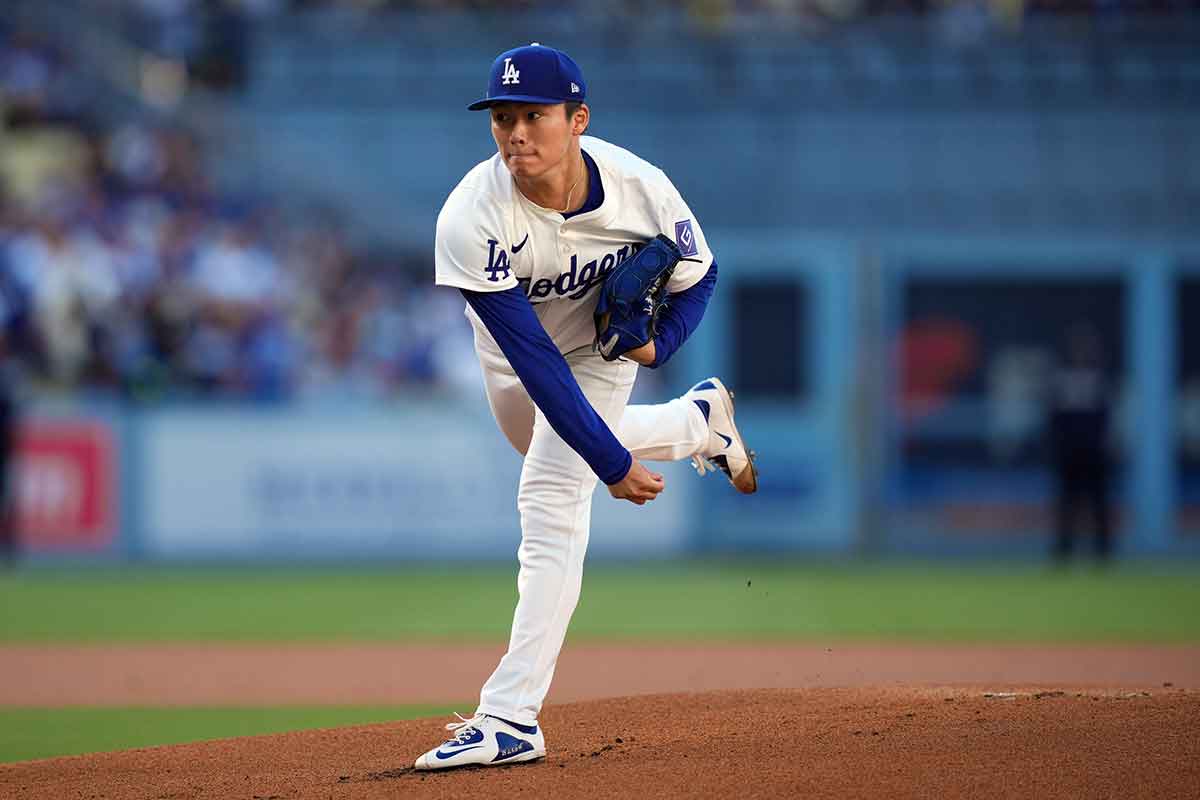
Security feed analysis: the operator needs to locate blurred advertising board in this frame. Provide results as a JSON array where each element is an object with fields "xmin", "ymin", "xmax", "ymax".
[
  {"xmin": 889, "ymin": 273, "xmax": 1127, "ymax": 545},
  {"xmin": 138, "ymin": 406, "xmax": 692, "ymax": 560},
  {"xmin": 14, "ymin": 419, "xmax": 118, "ymax": 552}
]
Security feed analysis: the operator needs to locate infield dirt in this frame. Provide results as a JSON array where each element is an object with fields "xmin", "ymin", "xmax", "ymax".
[
  {"xmin": 2, "ymin": 643, "xmax": 1200, "ymax": 798},
  {"xmin": 3, "ymin": 686, "xmax": 1198, "ymax": 799}
]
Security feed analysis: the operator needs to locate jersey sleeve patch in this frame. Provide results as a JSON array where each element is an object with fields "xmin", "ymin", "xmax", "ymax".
[{"xmin": 674, "ymin": 219, "xmax": 698, "ymax": 258}]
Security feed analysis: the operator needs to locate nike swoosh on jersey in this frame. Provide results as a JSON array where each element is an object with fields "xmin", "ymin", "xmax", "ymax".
[{"xmin": 511, "ymin": 234, "xmax": 529, "ymax": 253}]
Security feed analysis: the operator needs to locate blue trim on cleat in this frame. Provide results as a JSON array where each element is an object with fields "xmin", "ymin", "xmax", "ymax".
[
  {"xmin": 492, "ymin": 732, "xmax": 535, "ymax": 762},
  {"xmin": 693, "ymin": 399, "xmax": 711, "ymax": 422},
  {"xmin": 488, "ymin": 716, "xmax": 539, "ymax": 735},
  {"xmin": 693, "ymin": 380, "xmax": 716, "ymax": 392}
]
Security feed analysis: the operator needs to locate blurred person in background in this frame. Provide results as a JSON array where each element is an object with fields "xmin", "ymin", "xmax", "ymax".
[
  {"xmin": 1047, "ymin": 322, "xmax": 1114, "ymax": 564},
  {"xmin": 7, "ymin": 194, "xmax": 122, "ymax": 390},
  {"xmin": 185, "ymin": 212, "xmax": 289, "ymax": 396},
  {"xmin": 0, "ymin": 358, "xmax": 13, "ymax": 568}
]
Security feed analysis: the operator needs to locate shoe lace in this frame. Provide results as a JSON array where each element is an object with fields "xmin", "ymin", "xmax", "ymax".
[
  {"xmin": 691, "ymin": 454, "xmax": 718, "ymax": 477},
  {"xmin": 444, "ymin": 712, "xmax": 485, "ymax": 743}
]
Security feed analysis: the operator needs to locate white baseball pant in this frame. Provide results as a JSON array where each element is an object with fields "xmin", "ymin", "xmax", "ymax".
[{"xmin": 471, "ymin": 340, "xmax": 708, "ymax": 726}]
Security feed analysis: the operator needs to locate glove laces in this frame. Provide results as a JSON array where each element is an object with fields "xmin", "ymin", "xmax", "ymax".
[{"xmin": 691, "ymin": 455, "xmax": 719, "ymax": 477}]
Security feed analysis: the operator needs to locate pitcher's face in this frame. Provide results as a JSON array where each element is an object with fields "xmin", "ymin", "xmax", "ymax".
[{"xmin": 490, "ymin": 102, "xmax": 586, "ymax": 180}]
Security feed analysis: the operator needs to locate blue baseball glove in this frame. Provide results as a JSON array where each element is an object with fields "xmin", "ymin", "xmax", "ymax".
[{"xmin": 593, "ymin": 234, "xmax": 697, "ymax": 362}]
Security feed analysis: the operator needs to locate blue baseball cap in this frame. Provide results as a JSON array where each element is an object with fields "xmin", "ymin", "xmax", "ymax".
[{"xmin": 467, "ymin": 43, "xmax": 587, "ymax": 111}]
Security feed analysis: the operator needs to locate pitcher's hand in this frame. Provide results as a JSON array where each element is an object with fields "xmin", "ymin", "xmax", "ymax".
[{"xmin": 607, "ymin": 457, "xmax": 664, "ymax": 505}]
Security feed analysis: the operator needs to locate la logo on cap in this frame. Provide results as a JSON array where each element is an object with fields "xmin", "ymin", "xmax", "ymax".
[{"xmin": 501, "ymin": 57, "xmax": 520, "ymax": 85}]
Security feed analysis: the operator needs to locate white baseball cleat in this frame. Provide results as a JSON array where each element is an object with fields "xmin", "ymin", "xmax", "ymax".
[
  {"xmin": 686, "ymin": 377, "xmax": 758, "ymax": 494},
  {"xmin": 413, "ymin": 713, "xmax": 546, "ymax": 771}
]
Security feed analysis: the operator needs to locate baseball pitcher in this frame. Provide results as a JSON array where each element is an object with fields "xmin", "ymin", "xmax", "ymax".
[{"xmin": 414, "ymin": 43, "xmax": 757, "ymax": 771}]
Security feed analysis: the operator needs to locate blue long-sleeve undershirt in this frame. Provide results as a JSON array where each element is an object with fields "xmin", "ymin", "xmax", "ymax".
[
  {"xmin": 649, "ymin": 260, "xmax": 717, "ymax": 368},
  {"xmin": 462, "ymin": 286, "xmax": 633, "ymax": 485}
]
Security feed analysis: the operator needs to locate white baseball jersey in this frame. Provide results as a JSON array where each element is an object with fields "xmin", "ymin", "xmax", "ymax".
[{"xmin": 435, "ymin": 135, "xmax": 713, "ymax": 357}]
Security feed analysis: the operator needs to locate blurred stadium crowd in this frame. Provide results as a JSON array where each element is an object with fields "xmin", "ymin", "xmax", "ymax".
[
  {"xmin": 108, "ymin": 0, "xmax": 1200, "ymax": 96},
  {"xmin": 0, "ymin": 26, "xmax": 475, "ymax": 405},
  {"xmin": 1, "ymin": 0, "xmax": 1196, "ymax": 406},
  {"xmin": 130, "ymin": 0, "xmax": 1200, "ymax": 22}
]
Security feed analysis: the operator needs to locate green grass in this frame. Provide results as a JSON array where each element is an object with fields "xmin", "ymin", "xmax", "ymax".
[
  {"xmin": 1, "ymin": 562, "xmax": 1197, "ymax": 643},
  {"xmin": 0, "ymin": 704, "xmax": 459, "ymax": 764},
  {"xmin": 0, "ymin": 563, "xmax": 1196, "ymax": 764}
]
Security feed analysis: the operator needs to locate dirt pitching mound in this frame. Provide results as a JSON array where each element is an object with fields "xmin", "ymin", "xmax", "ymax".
[{"xmin": 3, "ymin": 687, "xmax": 1198, "ymax": 799}]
